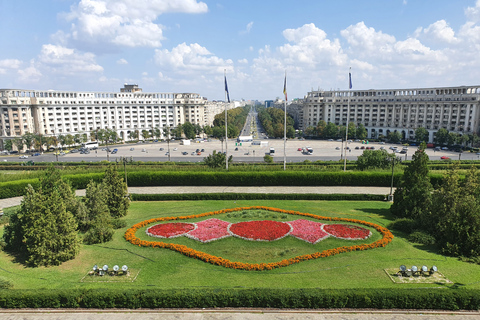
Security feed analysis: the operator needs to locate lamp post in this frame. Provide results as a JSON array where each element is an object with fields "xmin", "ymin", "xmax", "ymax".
[
  {"xmin": 123, "ymin": 157, "xmax": 128, "ymax": 195},
  {"xmin": 389, "ymin": 154, "xmax": 399, "ymax": 201}
]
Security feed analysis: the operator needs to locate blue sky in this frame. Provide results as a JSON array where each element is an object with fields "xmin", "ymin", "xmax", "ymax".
[{"xmin": 1, "ymin": 0, "xmax": 480, "ymax": 101}]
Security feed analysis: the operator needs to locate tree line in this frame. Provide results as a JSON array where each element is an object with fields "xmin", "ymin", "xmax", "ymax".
[
  {"xmin": 2, "ymin": 165, "xmax": 129, "ymax": 267},
  {"xmin": 391, "ymin": 143, "xmax": 480, "ymax": 262},
  {"xmin": 257, "ymin": 106, "xmax": 295, "ymax": 139}
]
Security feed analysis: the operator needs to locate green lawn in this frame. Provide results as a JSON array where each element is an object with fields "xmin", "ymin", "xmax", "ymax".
[{"xmin": 1, "ymin": 200, "xmax": 479, "ymax": 290}]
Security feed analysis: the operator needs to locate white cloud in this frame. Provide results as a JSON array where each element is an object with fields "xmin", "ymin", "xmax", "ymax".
[
  {"xmin": 117, "ymin": 58, "xmax": 128, "ymax": 65},
  {"xmin": 17, "ymin": 61, "xmax": 42, "ymax": 83},
  {"xmin": 62, "ymin": 0, "xmax": 208, "ymax": 49},
  {"xmin": 418, "ymin": 20, "xmax": 459, "ymax": 44},
  {"xmin": 0, "ymin": 59, "xmax": 22, "ymax": 69},
  {"xmin": 38, "ymin": 44, "xmax": 103, "ymax": 75},
  {"xmin": 154, "ymin": 42, "xmax": 233, "ymax": 74},
  {"xmin": 341, "ymin": 22, "xmax": 396, "ymax": 60},
  {"xmin": 240, "ymin": 21, "xmax": 253, "ymax": 35},
  {"xmin": 465, "ymin": 0, "xmax": 480, "ymax": 23}
]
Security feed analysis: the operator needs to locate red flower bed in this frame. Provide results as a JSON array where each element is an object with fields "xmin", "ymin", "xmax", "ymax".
[
  {"xmin": 229, "ymin": 220, "xmax": 292, "ymax": 241},
  {"xmin": 126, "ymin": 206, "xmax": 394, "ymax": 271},
  {"xmin": 323, "ymin": 224, "xmax": 371, "ymax": 240},
  {"xmin": 186, "ymin": 218, "xmax": 231, "ymax": 243},
  {"xmin": 287, "ymin": 219, "xmax": 330, "ymax": 244},
  {"xmin": 146, "ymin": 222, "xmax": 195, "ymax": 238}
]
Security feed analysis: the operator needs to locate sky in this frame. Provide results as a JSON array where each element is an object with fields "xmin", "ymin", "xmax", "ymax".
[{"xmin": 1, "ymin": 0, "xmax": 480, "ymax": 101}]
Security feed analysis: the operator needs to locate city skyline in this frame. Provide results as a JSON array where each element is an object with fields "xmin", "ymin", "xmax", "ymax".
[{"xmin": 1, "ymin": 0, "xmax": 480, "ymax": 101}]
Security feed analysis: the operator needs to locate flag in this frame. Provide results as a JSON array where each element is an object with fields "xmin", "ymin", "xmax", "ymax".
[
  {"xmin": 283, "ymin": 73, "xmax": 287, "ymax": 101},
  {"xmin": 349, "ymin": 71, "xmax": 352, "ymax": 89},
  {"xmin": 224, "ymin": 75, "xmax": 230, "ymax": 103}
]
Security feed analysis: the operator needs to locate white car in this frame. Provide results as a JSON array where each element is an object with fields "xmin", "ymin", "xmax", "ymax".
[
  {"xmin": 19, "ymin": 155, "xmax": 29, "ymax": 159},
  {"xmin": 173, "ymin": 148, "xmax": 178, "ymax": 151}
]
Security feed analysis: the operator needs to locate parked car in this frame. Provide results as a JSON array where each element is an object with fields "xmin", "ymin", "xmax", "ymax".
[
  {"xmin": 173, "ymin": 148, "xmax": 178, "ymax": 151},
  {"xmin": 182, "ymin": 151, "xmax": 188, "ymax": 155},
  {"xmin": 142, "ymin": 148, "xmax": 146, "ymax": 152},
  {"xmin": 130, "ymin": 147, "xmax": 134, "ymax": 151},
  {"xmin": 159, "ymin": 148, "xmax": 164, "ymax": 151},
  {"xmin": 355, "ymin": 146, "xmax": 360, "ymax": 150},
  {"xmin": 201, "ymin": 149, "xmax": 205, "ymax": 152},
  {"xmin": 32, "ymin": 152, "xmax": 41, "ymax": 156}
]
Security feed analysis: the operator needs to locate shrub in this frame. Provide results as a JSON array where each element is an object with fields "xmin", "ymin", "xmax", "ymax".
[
  {"xmin": 0, "ymin": 277, "xmax": 13, "ymax": 289},
  {"xmin": 387, "ymin": 218, "xmax": 417, "ymax": 234},
  {"xmin": 408, "ymin": 231, "xmax": 436, "ymax": 245}
]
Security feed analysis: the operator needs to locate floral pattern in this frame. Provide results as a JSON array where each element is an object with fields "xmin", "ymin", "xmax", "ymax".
[
  {"xmin": 323, "ymin": 224, "xmax": 372, "ymax": 240},
  {"xmin": 186, "ymin": 218, "xmax": 231, "ymax": 243},
  {"xmin": 228, "ymin": 220, "xmax": 292, "ymax": 241},
  {"xmin": 287, "ymin": 219, "xmax": 330, "ymax": 244},
  {"xmin": 126, "ymin": 206, "xmax": 394, "ymax": 271},
  {"xmin": 146, "ymin": 222, "xmax": 195, "ymax": 238}
]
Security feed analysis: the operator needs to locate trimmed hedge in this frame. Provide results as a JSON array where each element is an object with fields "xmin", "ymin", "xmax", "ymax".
[
  {"xmin": 130, "ymin": 193, "xmax": 387, "ymax": 201},
  {"xmin": 0, "ymin": 288, "xmax": 479, "ymax": 309},
  {"xmin": 126, "ymin": 171, "xmax": 403, "ymax": 187}
]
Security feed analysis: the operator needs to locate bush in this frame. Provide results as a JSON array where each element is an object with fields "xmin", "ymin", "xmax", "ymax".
[
  {"xmin": 408, "ymin": 231, "xmax": 436, "ymax": 245},
  {"xmin": 111, "ymin": 218, "xmax": 127, "ymax": 229},
  {"xmin": 387, "ymin": 218, "xmax": 417, "ymax": 234},
  {"xmin": 0, "ymin": 277, "xmax": 13, "ymax": 289},
  {"xmin": 130, "ymin": 193, "xmax": 386, "ymax": 201}
]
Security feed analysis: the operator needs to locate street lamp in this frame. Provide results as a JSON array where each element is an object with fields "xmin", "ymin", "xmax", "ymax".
[
  {"xmin": 122, "ymin": 157, "xmax": 128, "ymax": 195},
  {"xmin": 389, "ymin": 154, "xmax": 400, "ymax": 201}
]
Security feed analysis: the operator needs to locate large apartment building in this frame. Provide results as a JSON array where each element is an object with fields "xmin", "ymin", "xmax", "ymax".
[
  {"xmin": 301, "ymin": 85, "xmax": 480, "ymax": 142},
  {"xmin": 0, "ymin": 84, "xmax": 234, "ymax": 147}
]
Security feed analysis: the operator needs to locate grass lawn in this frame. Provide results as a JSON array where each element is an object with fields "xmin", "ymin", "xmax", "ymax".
[{"xmin": 1, "ymin": 199, "xmax": 480, "ymax": 290}]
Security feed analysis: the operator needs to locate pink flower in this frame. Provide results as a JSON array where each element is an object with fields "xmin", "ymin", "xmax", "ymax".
[
  {"xmin": 186, "ymin": 218, "xmax": 231, "ymax": 243},
  {"xmin": 287, "ymin": 219, "xmax": 330, "ymax": 244}
]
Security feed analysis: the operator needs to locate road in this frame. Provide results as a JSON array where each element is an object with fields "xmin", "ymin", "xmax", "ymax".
[{"xmin": 1, "ymin": 138, "xmax": 476, "ymax": 164}]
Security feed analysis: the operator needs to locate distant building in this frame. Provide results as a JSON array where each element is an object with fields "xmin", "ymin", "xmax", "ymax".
[
  {"xmin": 301, "ymin": 85, "xmax": 480, "ymax": 142},
  {"xmin": 0, "ymin": 84, "xmax": 211, "ymax": 147},
  {"xmin": 265, "ymin": 100, "xmax": 274, "ymax": 108}
]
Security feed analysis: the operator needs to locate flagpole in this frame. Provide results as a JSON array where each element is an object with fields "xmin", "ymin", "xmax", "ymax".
[
  {"xmin": 224, "ymin": 69, "xmax": 228, "ymax": 170},
  {"xmin": 344, "ymin": 67, "xmax": 351, "ymax": 172},
  {"xmin": 283, "ymin": 71, "xmax": 287, "ymax": 171}
]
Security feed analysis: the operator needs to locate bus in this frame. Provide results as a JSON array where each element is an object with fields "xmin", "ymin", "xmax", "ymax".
[{"xmin": 82, "ymin": 141, "xmax": 99, "ymax": 150}]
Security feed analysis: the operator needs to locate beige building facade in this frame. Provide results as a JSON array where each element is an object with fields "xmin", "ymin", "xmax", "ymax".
[{"xmin": 302, "ymin": 85, "xmax": 480, "ymax": 142}]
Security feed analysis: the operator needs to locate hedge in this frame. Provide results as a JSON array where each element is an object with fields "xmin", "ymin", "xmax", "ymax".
[
  {"xmin": 0, "ymin": 288, "xmax": 479, "ymax": 309},
  {"xmin": 129, "ymin": 193, "xmax": 387, "ymax": 201}
]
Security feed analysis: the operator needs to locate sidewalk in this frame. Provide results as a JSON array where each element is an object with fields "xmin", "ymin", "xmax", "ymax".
[{"xmin": 0, "ymin": 186, "xmax": 392, "ymax": 209}]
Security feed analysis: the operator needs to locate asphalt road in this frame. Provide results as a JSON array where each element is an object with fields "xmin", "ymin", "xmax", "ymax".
[{"xmin": 1, "ymin": 138, "xmax": 476, "ymax": 164}]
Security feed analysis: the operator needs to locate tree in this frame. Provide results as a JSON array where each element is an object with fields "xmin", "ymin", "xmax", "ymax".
[
  {"xmin": 172, "ymin": 126, "xmax": 183, "ymax": 139},
  {"xmin": 387, "ymin": 131, "xmax": 402, "ymax": 144},
  {"xmin": 4, "ymin": 139, "xmax": 13, "ymax": 151},
  {"xmin": 57, "ymin": 134, "xmax": 66, "ymax": 148},
  {"xmin": 390, "ymin": 143, "xmax": 433, "ymax": 220},
  {"xmin": 447, "ymin": 132, "xmax": 458, "ymax": 146},
  {"xmin": 128, "ymin": 130, "xmax": 139, "ymax": 141},
  {"xmin": 356, "ymin": 149, "xmax": 396, "ymax": 170},
  {"xmin": 347, "ymin": 122, "xmax": 356, "ymax": 140},
  {"xmin": 316, "ymin": 120, "xmax": 326, "ymax": 138},
  {"xmin": 64, "ymin": 134, "xmax": 74, "ymax": 147},
  {"xmin": 152, "ymin": 127, "xmax": 161, "ymax": 140},
  {"xmin": 3, "ymin": 168, "xmax": 80, "ymax": 267},
  {"xmin": 324, "ymin": 122, "xmax": 338, "ymax": 139},
  {"xmin": 102, "ymin": 165, "xmax": 130, "ymax": 218},
  {"xmin": 82, "ymin": 180, "xmax": 114, "ymax": 244},
  {"xmin": 304, "ymin": 126, "xmax": 316, "ymax": 137},
  {"xmin": 460, "ymin": 134, "xmax": 470, "ymax": 146},
  {"xmin": 203, "ymin": 150, "xmax": 232, "ymax": 169},
  {"xmin": 141, "ymin": 129, "xmax": 151, "ymax": 141},
  {"xmin": 203, "ymin": 125, "xmax": 213, "ymax": 137},
  {"xmin": 415, "ymin": 127, "xmax": 429, "ymax": 143},
  {"xmin": 263, "ymin": 154, "xmax": 273, "ymax": 163},
  {"xmin": 182, "ymin": 122, "xmax": 196, "ymax": 139},
  {"xmin": 356, "ymin": 124, "xmax": 368, "ymax": 140},
  {"xmin": 46, "ymin": 136, "xmax": 58, "ymax": 150},
  {"xmin": 22, "ymin": 132, "xmax": 36, "ymax": 151},
  {"xmin": 428, "ymin": 166, "xmax": 480, "ymax": 257},
  {"xmin": 12, "ymin": 137, "xmax": 24, "ymax": 152},
  {"xmin": 434, "ymin": 128, "xmax": 449, "ymax": 146}
]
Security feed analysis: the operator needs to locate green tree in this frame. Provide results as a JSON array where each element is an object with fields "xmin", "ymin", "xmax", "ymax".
[
  {"xmin": 415, "ymin": 127, "xmax": 429, "ymax": 143},
  {"xmin": 12, "ymin": 137, "xmax": 24, "ymax": 151},
  {"xmin": 347, "ymin": 122, "xmax": 356, "ymax": 140},
  {"xmin": 4, "ymin": 139, "xmax": 13, "ymax": 151},
  {"xmin": 447, "ymin": 132, "xmax": 458, "ymax": 146},
  {"xmin": 172, "ymin": 126, "xmax": 183, "ymax": 139},
  {"xmin": 434, "ymin": 128, "xmax": 449, "ymax": 146},
  {"xmin": 3, "ymin": 169, "xmax": 80, "ymax": 267},
  {"xmin": 128, "ymin": 130, "xmax": 139, "ymax": 141},
  {"xmin": 22, "ymin": 132, "xmax": 36, "ymax": 151},
  {"xmin": 102, "ymin": 165, "xmax": 130, "ymax": 218},
  {"xmin": 390, "ymin": 143, "xmax": 433, "ymax": 220},
  {"xmin": 182, "ymin": 122, "xmax": 196, "ymax": 139},
  {"xmin": 316, "ymin": 120, "xmax": 326, "ymax": 138},
  {"xmin": 203, "ymin": 150, "xmax": 232, "ymax": 169},
  {"xmin": 82, "ymin": 180, "xmax": 114, "ymax": 244},
  {"xmin": 460, "ymin": 134, "xmax": 470, "ymax": 146},
  {"xmin": 387, "ymin": 131, "xmax": 402, "ymax": 144},
  {"xmin": 356, "ymin": 149, "xmax": 396, "ymax": 170},
  {"xmin": 263, "ymin": 154, "xmax": 274, "ymax": 163},
  {"xmin": 141, "ymin": 129, "xmax": 151, "ymax": 141},
  {"xmin": 324, "ymin": 122, "xmax": 338, "ymax": 139},
  {"xmin": 65, "ymin": 134, "xmax": 75, "ymax": 147},
  {"xmin": 430, "ymin": 166, "xmax": 480, "ymax": 257},
  {"xmin": 304, "ymin": 126, "xmax": 316, "ymax": 137},
  {"xmin": 356, "ymin": 124, "xmax": 368, "ymax": 140},
  {"xmin": 203, "ymin": 125, "xmax": 213, "ymax": 137}
]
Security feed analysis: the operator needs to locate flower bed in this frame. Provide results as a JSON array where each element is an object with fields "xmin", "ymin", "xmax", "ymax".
[
  {"xmin": 146, "ymin": 222, "xmax": 195, "ymax": 239},
  {"xmin": 228, "ymin": 220, "xmax": 292, "ymax": 241},
  {"xmin": 323, "ymin": 224, "xmax": 372, "ymax": 240},
  {"xmin": 287, "ymin": 219, "xmax": 330, "ymax": 244},
  {"xmin": 186, "ymin": 218, "xmax": 231, "ymax": 243},
  {"xmin": 125, "ymin": 206, "xmax": 394, "ymax": 271}
]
